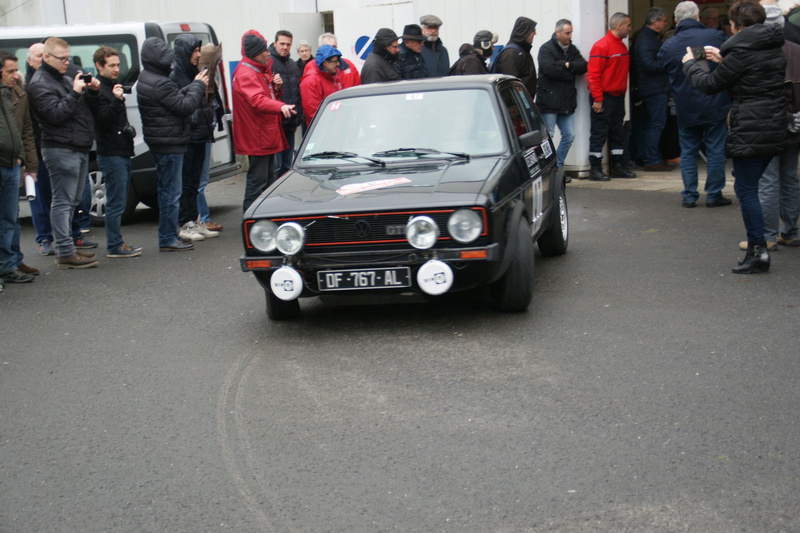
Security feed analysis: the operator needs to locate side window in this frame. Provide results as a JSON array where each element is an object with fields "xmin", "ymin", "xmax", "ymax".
[
  {"xmin": 514, "ymin": 85, "xmax": 548, "ymax": 138},
  {"xmin": 499, "ymin": 87, "xmax": 528, "ymax": 138},
  {"xmin": 167, "ymin": 33, "xmax": 212, "ymax": 48}
]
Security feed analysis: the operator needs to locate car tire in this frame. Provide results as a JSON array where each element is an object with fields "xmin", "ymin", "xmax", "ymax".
[
  {"xmin": 537, "ymin": 183, "xmax": 568, "ymax": 256},
  {"xmin": 490, "ymin": 217, "xmax": 534, "ymax": 312},
  {"xmin": 265, "ymin": 290, "xmax": 302, "ymax": 320},
  {"xmin": 88, "ymin": 168, "xmax": 140, "ymax": 226}
]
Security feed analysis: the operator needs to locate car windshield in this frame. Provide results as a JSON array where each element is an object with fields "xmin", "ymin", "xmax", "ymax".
[{"xmin": 300, "ymin": 88, "xmax": 505, "ymax": 166}]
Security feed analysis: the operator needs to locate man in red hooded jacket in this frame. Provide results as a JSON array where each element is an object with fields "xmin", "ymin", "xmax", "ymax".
[
  {"xmin": 232, "ymin": 30, "xmax": 296, "ymax": 211},
  {"xmin": 299, "ymin": 44, "xmax": 345, "ymax": 127}
]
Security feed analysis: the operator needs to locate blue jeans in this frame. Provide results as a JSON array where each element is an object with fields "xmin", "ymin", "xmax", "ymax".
[
  {"xmin": 153, "ymin": 152, "xmax": 183, "ymax": 247},
  {"xmin": 678, "ymin": 121, "xmax": 727, "ymax": 203},
  {"xmin": 759, "ymin": 144, "xmax": 800, "ymax": 241},
  {"xmin": 733, "ymin": 156, "xmax": 772, "ymax": 243},
  {"xmin": 0, "ymin": 164, "xmax": 21, "ymax": 273},
  {"xmin": 541, "ymin": 112, "xmax": 575, "ymax": 168},
  {"xmin": 42, "ymin": 147, "xmax": 89, "ymax": 257},
  {"xmin": 642, "ymin": 93, "xmax": 668, "ymax": 166},
  {"xmin": 28, "ymin": 158, "xmax": 81, "ymax": 244},
  {"xmin": 197, "ymin": 142, "xmax": 211, "ymax": 223},
  {"xmin": 79, "ymin": 173, "xmax": 91, "ymax": 230},
  {"xmin": 179, "ymin": 143, "xmax": 205, "ymax": 226},
  {"xmin": 97, "ymin": 155, "xmax": 131, "ymax": 252},
  {"xmin": 273, "ymin": 127, "xmax": 296, "ymax": 178}
]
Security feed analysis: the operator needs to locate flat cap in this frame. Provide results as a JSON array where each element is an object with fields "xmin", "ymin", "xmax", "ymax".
[{"xmin": 420, "ymin": 14, "xmax": 443, "ymax": 27}]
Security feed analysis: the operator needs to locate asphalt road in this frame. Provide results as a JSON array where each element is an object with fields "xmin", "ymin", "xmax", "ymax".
[{"xmin": 2, "ymin": 174, "xmax": 799, "ymax": 532}]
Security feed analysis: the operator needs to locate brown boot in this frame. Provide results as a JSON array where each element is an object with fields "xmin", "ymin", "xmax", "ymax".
[{"xmin": 57, "ymin": 253, "xmax": 98, "ymax": 269}]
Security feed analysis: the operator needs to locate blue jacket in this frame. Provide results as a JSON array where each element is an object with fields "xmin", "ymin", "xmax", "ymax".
[
  {"xmin": 658, "ymin": 19, "xmax": 730, "ymax": 128},
  {"xmin": 632, "ymin": 25, "xmax": 668, "ymax": 98},
  {"xmin": 420, "ymin": 39, "xmax": 450, "ymax": 77}
]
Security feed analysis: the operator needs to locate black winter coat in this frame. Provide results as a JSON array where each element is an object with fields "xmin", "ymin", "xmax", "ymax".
[
  {"xmin": 91, "ymin": 75, "xmax": 134, "ymax": 157},
  {"xmin": 631, "ymin": 25, "xmax": 668, "ymax": 98},
  {"xmin": 269, "ymin": 44, "xmax": 303, "ymax": 130},
  {"xmin": 362, "ymin": 51, "xmax": 401, "ymax": 84},
  {"xmin": 494, "ymin": 17, "xmax": 538, "ymax": 98},
  {"xmin": 397, "ymin": 43, "xmax": 428, "ymax": 79},
  {"xmin": 137, "ymin": 37, "xmax": 205, "ymax": 153},
  {"xmin": 684, "ymin": 23, "xmax": 786, "ymax": 158},
  {"xmin": 535, "ymin": 35, "xmax": 587, "ymax": 114},
  {"xmin": 170, "ymin": 35, "xmax": 216, "ymax": 144},
  {"xmin": 450, "ymin": 44, "xmax": 488, "ymax": 75},
  {"xmin": 27, "ymin": 62, "xmax": 98, "ymax": 151}
]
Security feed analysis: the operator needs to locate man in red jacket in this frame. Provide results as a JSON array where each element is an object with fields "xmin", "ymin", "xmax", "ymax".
[
  {"xmin": 232, "ymin": 30, "xmax": 296, "ymax": 211},
  {"xmin": 299, "ymin": 45, "xmax": 344, "ymax": 127},
  {"xmin": 586, "ymin": 12, "xmax": 636, "ymax": 181}
]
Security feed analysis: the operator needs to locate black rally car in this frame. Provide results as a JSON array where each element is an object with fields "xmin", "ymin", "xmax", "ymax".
[{"xmin": 241, "ymin": 75, "xmax": 569, "ymax": 319}]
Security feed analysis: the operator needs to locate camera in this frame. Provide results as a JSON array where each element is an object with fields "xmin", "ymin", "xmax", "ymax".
[
  {"xmin": 121, "ymin": 85, "xmax": 133, "ymax": 94},
  {"xmin": 691, "ymin": 47, "xmax": 705, "ymax": 61},
  {"xmin": 80, "ymin": 73, "xmax": 92, "ymax": 83}
]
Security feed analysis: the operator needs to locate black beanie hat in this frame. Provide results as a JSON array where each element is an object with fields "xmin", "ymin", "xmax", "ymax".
[{"xmin": 243, "ymin": 34, "xmax": 268, "ymax": 59}]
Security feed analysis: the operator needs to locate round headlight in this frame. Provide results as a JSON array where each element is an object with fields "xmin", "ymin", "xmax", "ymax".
[
  {"xmin": 275, "ymin": 222, "xmax": 306, "ymax": 256},
  {"xmin": 406, "ymin": 216, "xmax": 439, "ymax": 250},
  {"xmin": 250, "ymin": 220, "xmax": 278, "ymax": 252},
  {"xmin": 447, "ymin": 209, "xmax": 483, "ymax": 244}
]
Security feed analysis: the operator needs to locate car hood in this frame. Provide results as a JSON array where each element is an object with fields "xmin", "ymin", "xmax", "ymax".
[{"xmin": 249, "ymin": 157, "xmax": 505, "ymax": 218}]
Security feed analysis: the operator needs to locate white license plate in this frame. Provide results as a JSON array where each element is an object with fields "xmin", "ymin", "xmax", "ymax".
[{"xmin": 317, "ymin": 267, "xmax": 411, "ymax": 291}]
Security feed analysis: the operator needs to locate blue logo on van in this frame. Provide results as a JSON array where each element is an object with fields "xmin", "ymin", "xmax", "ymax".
[{"xmin": 355, "ymin": 36, "xmax": 372, "ymax": 60}]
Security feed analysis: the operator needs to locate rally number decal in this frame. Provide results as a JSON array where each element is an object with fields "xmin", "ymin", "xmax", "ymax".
[{"xmin": 531, "ymin": 177, "xmax": 543, "ymax": 234}]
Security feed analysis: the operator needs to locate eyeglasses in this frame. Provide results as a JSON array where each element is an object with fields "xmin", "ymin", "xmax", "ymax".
[{"xmin": 49, "ymin": 54, "xmax": 71, "ymax": 64}]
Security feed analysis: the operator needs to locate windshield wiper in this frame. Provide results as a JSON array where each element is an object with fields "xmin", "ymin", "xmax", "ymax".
[
  {"xmin": 302, "ymin": 151, "xmax": 385, "ymax": 167},
  {"xmin": 372, "ymin": 147, "xmax": 470, "ymax": 160}
]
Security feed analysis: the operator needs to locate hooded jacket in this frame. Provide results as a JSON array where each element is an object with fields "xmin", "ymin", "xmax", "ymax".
[
  {"xmin": 170, "ymin": 34, "xmax": 216, "ymax": 144},
  {"xmin": 450, "ymin": 44, "xmax": 489, "ymax": 75},
  {"xmin": 231, "ymin": 30, "xmax": 288, "ymax": 156},
  {"xmin": 299, "ymin": 45, "xmax": 344, "ymax": 127},
  {"xmin": 494, "ymin": 17, "xmax": 538, "ymax": 97},
  {"xmin": 361, "ymin": 29, "xmax": 402, "ymax": 84},
  {"xmin": 27, "ymin": 61, "xmax": 98, "ymax": 151},
  {"xmin": 683, "ymin": 23, "xmax": 786, "ymax": 157},
  {"xmin": 136, "ymin": 37, "xmax": 205, "ymax": 153},
  {"xmin": 302, "ymin": 56, "xmax": 361, "ymax": 88},
  {"xmin": 269, "ymin": 43, "xmax": 303, "ymax": 131},
  {"xmin": 658, "ymin": 19, "xmax": 730, "ymax": 129},
  {"xmin": 535, "ymin": 34, "xmax": 587, "ymax": 114}
]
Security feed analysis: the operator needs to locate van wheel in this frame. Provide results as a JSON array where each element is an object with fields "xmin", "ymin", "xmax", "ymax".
[
  {"xmin": 490, "ymin": 218, "xmax": 534, "ymax": 312},
  {"xmin": 88, "ymin": 169, "xmax": 140, "ymax": 226},
  {"xmin": 537, "ymin": 184, "xmax": 568, "ymax": 256},
  {"xmin": 266, "ymin": 291, "xmax": 301, "ymax": 320}
]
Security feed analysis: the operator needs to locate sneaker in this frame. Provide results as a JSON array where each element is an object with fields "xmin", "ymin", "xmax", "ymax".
[
  {"xmin": 195, "ymin": 220, "xmax": 219, "ymax": 238},
  {"xmin": 159, "ymin": 240, "xmax": 195, "ymax": 252},
  {"xmin": 0, "ymin": 268, "xmax": 35, "ymax": 283},
  {"xmin": 107, "ymin": 242, "xmax": 143, "ymax": 258},
  {"xmin": 706, "ymin": 196, "xmax": 733, "ymax": 208},
  {"xmin": 17, "ymin": 263, "xmax": 40, "ymax": 276},
  {"xmin": 74, "ymin": 237, "xmax": 98, "ymax": 249},
  {"xmin": 777, "ymin": 235, "xmax": 800, "ymax": 247},
  {"xmin": 739, "ymin": 240, "xmax": 777, "ymax": 251},
  {"xmin": 80, "ymin": 227, "xmax": 90, "ymax": 234},
  {"xmin": 204, "ymin": 220, "xmax": 223, "ymax": 231},
  {"xmin": 38, "ymin": 241, "xmax": 54, "ymax": 256},
  {"xmin": 56, "ymin": 253, "xmax": 98, "ymax": 269},
  {"xmin": 179, "ymin": 221, "xmax": 205, "ymax": 241}
]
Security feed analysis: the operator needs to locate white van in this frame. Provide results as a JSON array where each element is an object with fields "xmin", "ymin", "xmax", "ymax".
[{"xmin": 0, "ymin": 21, "xmax": 240, "ymax": 223}]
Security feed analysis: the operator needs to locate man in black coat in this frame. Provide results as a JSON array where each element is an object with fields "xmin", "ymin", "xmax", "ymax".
[
  {"xmin": 361, "ymin": 28, "xmax": 401, "ymax": 84},
  {"xmin": 494, "ymin": 17, "xmax": 538, "ymax": 98},
  {"xmin": 89, "ymin": 46, "xmax": 141, "ymax": 258},
  {"xmin": 269, "ymin": 30, "xmax": 303, "ymax": 177},
  {"xmin": 137, "ymin": 37, "xmax": 207, "ymax": 251},
  {"xmin": 535, "ymin": 19, "xmax": 587, "ymax": 169},
  {"xmin": 450, "ymin": 30, "xmax": 497, "ymax": 75},
  {"xmin": 631, "ymin": 7, "xmax": 672, "ymax": 171},
  {"xmin": 27, "ymin": 37, "xmax": 100, "ymax": 268},
  {"xmin": 397, "ymin": 24, "xmax": 428, "ymax": 79}
]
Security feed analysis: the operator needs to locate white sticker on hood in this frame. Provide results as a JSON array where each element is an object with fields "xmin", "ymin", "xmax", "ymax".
[{"xmin": 336, "ymin": 177, "xmax": 412, "ymax": 196}]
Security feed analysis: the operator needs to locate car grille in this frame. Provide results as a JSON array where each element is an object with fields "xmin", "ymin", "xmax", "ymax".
[{"xmin": 264, "ymin": 209, "xmax": 487, "ymax": 253}]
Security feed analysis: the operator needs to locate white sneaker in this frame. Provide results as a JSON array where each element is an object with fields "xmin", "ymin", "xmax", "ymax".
[
  {"xmin": 179, "ymin": 221, "xmax": 205, "ymax": 241},
  {"xmin": 195, "ymin": 220, "xmax": 219, "ymax": 238}
]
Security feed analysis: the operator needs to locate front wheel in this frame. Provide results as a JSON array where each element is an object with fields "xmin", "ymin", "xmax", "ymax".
[
  {"xmin": 265, "ymin": 290, "xmax": 301, "ymax": 320},
  {"xmin": 490, "ymin": 217, "xmax": 534, "ymax": 312},
  {"xmin": 537, "ymin": 184, "xmax": 568, "ymax": 256}
]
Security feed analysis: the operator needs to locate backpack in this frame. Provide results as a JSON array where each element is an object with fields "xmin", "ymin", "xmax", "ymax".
[{"xmin": 488, "ymin": 43, "xmax": 523, "ymax": 74}]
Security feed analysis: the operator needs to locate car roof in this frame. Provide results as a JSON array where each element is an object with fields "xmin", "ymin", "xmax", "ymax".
[{"xmin": 334, "ymin": 74, "xmax": 518, "ymax": 99}]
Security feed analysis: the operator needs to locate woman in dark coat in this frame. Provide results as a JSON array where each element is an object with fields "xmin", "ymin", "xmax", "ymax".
[{"xmin": 683, "ymin": 1, "xmax": 786, "ymax": 273}]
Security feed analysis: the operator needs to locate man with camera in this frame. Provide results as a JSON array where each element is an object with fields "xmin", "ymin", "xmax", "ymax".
[
  {"xmin": 27, "ymin": 37, "xmax": 100, "ymax": 268},
  {"xmin": 90, "ymin": 46, "xmax": 141, "ymax": 258}
]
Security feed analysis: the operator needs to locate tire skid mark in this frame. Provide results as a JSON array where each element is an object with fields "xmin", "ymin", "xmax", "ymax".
[{"xmin": 217, "ymin": 350, "xmax": 299, "ymax": 532}]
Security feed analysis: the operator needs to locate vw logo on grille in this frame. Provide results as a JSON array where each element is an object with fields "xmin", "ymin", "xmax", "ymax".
[{"xmin": 353, "ymin": 220, "xmax": 371, "ymax": 238}]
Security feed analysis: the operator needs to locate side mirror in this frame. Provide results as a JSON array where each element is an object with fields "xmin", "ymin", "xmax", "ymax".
[{"xmin": 520, "ymin": 129, "xmax": 543, "ymax": 148}]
